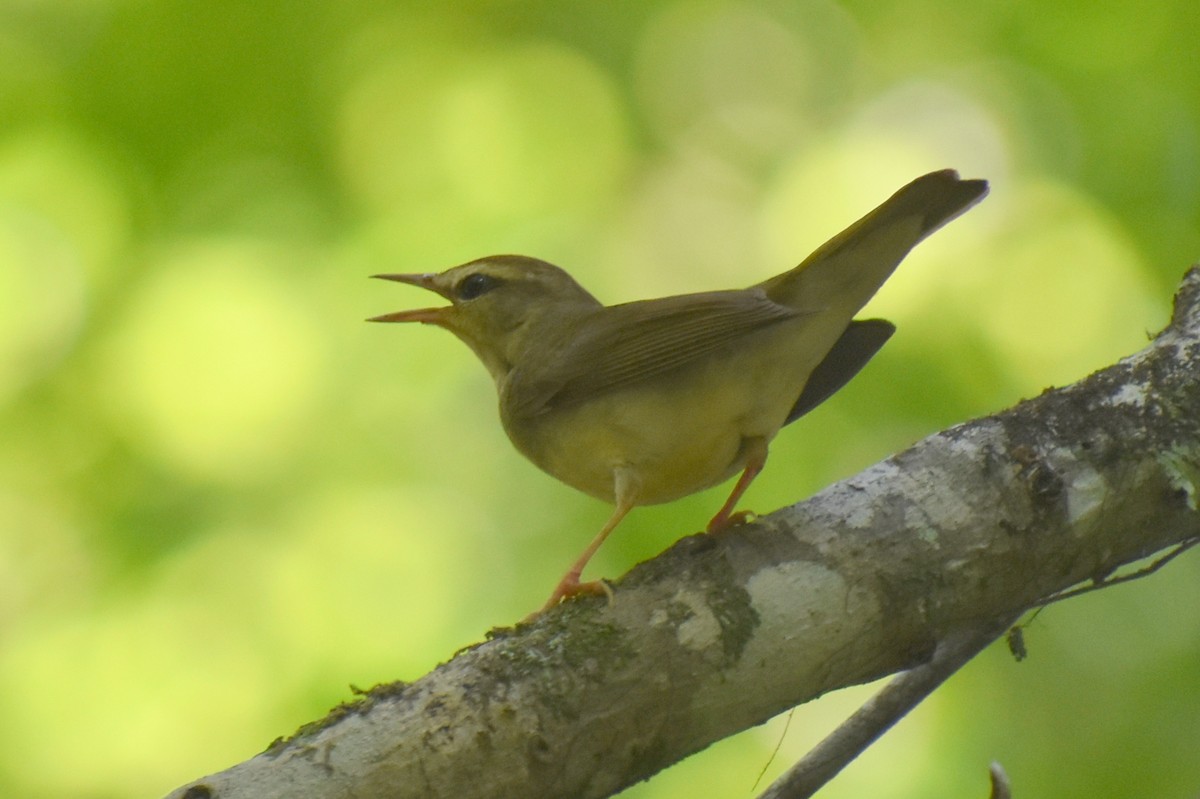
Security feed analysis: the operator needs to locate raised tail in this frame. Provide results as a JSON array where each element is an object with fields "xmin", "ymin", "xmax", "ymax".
[{"xmin": 758, "ymin": 169, "xmax": 988, "ymax": 314}]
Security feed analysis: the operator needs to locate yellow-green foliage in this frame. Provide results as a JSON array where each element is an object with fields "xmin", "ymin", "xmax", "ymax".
[{"xmin": 1, "ymin": 2, "xmax": 1197, "ymax": 798}]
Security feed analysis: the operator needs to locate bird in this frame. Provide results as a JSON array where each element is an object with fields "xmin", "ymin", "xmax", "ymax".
[{"xmin": 369, "ymin": 169, "xmax": 988, "ymax": 613}]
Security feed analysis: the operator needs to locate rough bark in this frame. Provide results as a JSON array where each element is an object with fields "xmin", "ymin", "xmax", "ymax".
[{"xmin": 166, "ymin": 268, "xmax": 1200, "ymax": 799}]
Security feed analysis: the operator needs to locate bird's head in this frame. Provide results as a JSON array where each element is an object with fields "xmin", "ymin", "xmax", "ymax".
[{"xmin": 369, "ymin": 255, "xmax": 601, "ymax": 381}]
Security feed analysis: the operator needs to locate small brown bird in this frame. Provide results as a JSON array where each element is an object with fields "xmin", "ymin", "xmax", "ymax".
[{"xmin": 370, "ymin": 169, "xmax": 988, "ymax": 612}]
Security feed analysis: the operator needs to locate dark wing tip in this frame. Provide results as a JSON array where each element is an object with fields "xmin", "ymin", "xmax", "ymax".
[{"xmin": 785, "ymin": 319, "xmax": 896, "ymax": 424}]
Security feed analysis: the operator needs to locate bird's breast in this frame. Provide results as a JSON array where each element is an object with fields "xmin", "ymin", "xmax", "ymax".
[{"xmin": 501, "ymin": 326, "xmax": 825, "ymax": 506}]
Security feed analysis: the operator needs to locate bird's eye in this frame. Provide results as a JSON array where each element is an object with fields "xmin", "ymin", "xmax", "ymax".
[{"xmin": 456, "ymin": 272, "xmax": 502, "ymax": 300}]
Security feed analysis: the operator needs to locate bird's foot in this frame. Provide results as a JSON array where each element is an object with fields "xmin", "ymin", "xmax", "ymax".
[
  {"xmin": 705, "ymin": 509, "xmax": 757, "ymax": 534},
  {"xmin": 522, "ymin": 574, "xmax": 614, "ymax": 622}
]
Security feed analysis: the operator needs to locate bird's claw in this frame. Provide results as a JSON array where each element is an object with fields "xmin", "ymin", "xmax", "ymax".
[{"xmin": 706, "ymin": 509, "xmax": 757, "ymax": 534}]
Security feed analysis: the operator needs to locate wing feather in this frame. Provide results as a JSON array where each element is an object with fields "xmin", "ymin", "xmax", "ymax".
[{"xmin": 508, "ymin": 290, "xmax": 805, "ymax": 417}]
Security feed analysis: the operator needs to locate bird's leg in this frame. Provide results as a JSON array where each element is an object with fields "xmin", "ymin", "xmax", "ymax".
[
  {"xmin": 706, "ymin": 437, "xmax": 768, "ymax": 533},
  {"xmin": 537, "ymin": 467, "xmax": 639, "ymax": 613}
]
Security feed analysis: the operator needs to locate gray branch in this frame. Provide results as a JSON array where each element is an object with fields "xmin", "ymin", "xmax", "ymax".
[
  {"xmin": 756, "ymin": 617, "xmax": 1018, "ymax": 799},
  {"xmin": 165, "ymin": 268, "xmax": 1200, "ymax": 799}
]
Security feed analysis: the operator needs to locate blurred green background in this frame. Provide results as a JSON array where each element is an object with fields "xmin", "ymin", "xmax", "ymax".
[{"xmin": 2, "ymin": 1, "xmax": 1198, "ymax": 797}]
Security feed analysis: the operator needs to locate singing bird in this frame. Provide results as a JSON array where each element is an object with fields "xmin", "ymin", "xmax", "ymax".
[{"xmin": 370, "ymin": 169, "xmax": 988, "ymax": 612}]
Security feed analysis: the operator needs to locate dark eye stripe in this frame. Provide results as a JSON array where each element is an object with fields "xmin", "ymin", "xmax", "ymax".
[{"xmin": 457, "ymin": 272, "xmax": 502, "ymax": 300}]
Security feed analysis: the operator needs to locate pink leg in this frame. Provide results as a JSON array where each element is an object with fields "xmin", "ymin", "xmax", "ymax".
[
  {"xmin": 706, "ymin": 437, "xmax": 768, "ymax": 533},
  {"xmin": 533, "ymin": 467, "xmax": 639, "ymax": 616}
]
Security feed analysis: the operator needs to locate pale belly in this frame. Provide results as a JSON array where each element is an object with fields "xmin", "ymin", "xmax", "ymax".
[{"xmin": 502, "ymin": 326, "xmax": 826, "ymax": 505}]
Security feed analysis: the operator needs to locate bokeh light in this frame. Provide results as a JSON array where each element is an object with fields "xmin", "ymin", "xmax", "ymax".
[
  {"xmin": 96, "ymin": 243, "xmax": 326, "ymax": 482},
  {"xmin": 1, "ymin": 2, "xmax": 1197, "ymax": 798}
]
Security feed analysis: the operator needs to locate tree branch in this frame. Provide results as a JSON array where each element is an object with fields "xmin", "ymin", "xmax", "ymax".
[
  {"xmin": 165, "ymin": 267, "xmax": 1200, "ymax": 799},
  {"xmin": 756, "ymin": 616, "xmax": 1018, "ymax": 799}
]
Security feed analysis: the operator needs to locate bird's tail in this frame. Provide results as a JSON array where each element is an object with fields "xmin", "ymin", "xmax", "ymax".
[{"xmin": 758, "ymin": 169, "xmax": 988, "ymax": 314}]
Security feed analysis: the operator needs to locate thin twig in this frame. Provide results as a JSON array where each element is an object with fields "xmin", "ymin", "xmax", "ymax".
[
  {"xmin": 757, "ymin": 616, "xmax": 1018, "ymax": 799},
  {"xmin": 1001, "ymin": 538, "xmax": 1200, "ymax": 663},
  {"xmin": 988, "ymin": 762, "xmax": 1012, "ymax": 799},
  {"xmin": 752, "ymin": 708, "xmax": 796, "ymax": 792},
  {"xmin": 1032, "ymin": 537, "xmax": 1200, "ymax": 609}
]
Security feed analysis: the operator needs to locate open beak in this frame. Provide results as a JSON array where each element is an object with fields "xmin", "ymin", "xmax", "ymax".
[{"xmin": 367, "ymin": 273, "xmax": 450, "ymax": 324}]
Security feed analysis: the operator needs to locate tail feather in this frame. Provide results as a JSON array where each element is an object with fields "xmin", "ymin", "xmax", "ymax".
[
  {"xmin": 759, "ymin": 169, "xmax": 988, "ymax": 314},
  {"xmin": 900, "ymin": 168, "xmax": 990, "ymax": 238}
]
